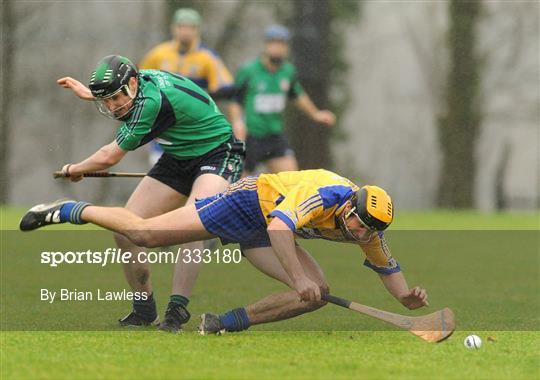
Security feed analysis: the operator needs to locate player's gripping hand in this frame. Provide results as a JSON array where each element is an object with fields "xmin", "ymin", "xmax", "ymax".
[
  {"xmin": 57, "ymin": 77, "xmax": 95, "ymax": 101},
  {"xmin": 61, "ymin": 164, "xmax": 84, "ymax": 183},
  {"xmin": 313, "ymin": 110, "xmax": 336, "ymax": 127},
  {"xmin": 400, "ymin": 286, "xmax": 429, "ymax": 310},
  {"xmin": 294, "ymin": 276, "xmax": 321, "ymax": 302}
]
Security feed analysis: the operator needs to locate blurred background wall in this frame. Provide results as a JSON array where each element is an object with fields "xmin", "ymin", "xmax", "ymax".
[{"xmin": 1, "ymin": 0, "xmax": 538, "ymax": 210}]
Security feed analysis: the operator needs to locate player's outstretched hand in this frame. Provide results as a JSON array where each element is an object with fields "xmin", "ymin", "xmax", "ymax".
[
  {"xmin": 294, "ymin": 276, "xmax": 321, "ymax": 302},
  {"xmin": 400, "ymin": 286, "xmax": 429, "ymax": 310},
  {"xmin": 313, "ymin": 110, "xmax": 336, "ymax": 127},
  {"xmin": 57, "ymin": 77, "xmax": 95, "ymax": 101}
]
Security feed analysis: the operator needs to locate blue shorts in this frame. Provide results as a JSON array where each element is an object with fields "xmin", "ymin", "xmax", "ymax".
[{"xmin": 195, "ymin": 177, "xmax": 272, "ymax": 250}]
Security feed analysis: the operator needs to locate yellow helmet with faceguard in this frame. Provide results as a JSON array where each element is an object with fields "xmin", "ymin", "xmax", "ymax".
[
  {"xmin": 337, "ymin": 185, "xmax": 393, "ymax": 243},
  {"xmin": 355, "ymin": 185, "xmax": 393, "ymax": 231}
]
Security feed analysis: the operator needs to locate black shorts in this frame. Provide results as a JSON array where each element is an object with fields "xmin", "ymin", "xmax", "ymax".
[
  {"xmin": 244, "ymin": 134, "xmax": 295, "ymax": 172},
  {"xmin": 147, "ymin": 137, "xmax": 246, "ymax": 196}
]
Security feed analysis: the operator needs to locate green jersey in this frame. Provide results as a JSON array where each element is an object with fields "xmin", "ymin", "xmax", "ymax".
[
  {"xmin": 234, "ymin": 58, "xmax": 304, "ymax": 138},
  {"xmin": 116, "ymin": 70, "xmax": 232, "ymax": 159}
]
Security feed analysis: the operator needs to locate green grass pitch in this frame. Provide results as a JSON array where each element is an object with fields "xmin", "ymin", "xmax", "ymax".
[{"xmin": 1, "ymin": 207, "xmax": 539, "ymax": 379}]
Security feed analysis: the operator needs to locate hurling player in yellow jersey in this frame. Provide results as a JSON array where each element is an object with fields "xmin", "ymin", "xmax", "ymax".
[
  {"xmin": 139, "ymin": 8, "xmax": 234, "ymax": 98},
  {"xmin": 139, "ymin": 8, "xmax": 239, "ymax": 164},
  {"xmin": 21, "ymin": 170, "xmax": 428, "ymax": 333}
]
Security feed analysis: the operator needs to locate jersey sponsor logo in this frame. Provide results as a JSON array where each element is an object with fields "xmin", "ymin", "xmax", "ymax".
[
  {"xmin": 200, "ymin": 165, "xmax": 217, "ymax": 171},
  {"xmin": 254, "ymin": 94, "xmax": 286, "ymax": 113},
  {"xmin": 156, "ymin": 76, "xmax": 172, "ymax": 88},
  {"xmin": 150, "ymin": 70, "xmax": 173, "ymax": 88},
  {"xmin": 280, "ymin": 79, "xmax": 290, "ymax": 91}
]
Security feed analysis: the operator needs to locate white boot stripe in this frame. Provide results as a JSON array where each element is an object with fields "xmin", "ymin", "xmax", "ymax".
[{"xmin": 52, "ymin": 210, "xmax": 61, "ymax": 223}]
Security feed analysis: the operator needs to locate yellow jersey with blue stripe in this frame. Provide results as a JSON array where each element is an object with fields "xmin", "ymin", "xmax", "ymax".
[
  {"xmin": 256, "ymin": 169, "xmax": 399, "ymax": 274},
  {"xmin": 257, "ymin": 169, "xmax": 357, "ymax": 240},
  {"xmin": 195, "ymin": 169, "xmax": 400, "ymax": 274},
  {"xmin": 139, "ymin": 40, "xmax": 234, "ymax": 93}
]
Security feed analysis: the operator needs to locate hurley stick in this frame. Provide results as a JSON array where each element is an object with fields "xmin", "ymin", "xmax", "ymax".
[
  {"xmin": 322, "ymin": 294, "xmax": 455, "ymax": 343},
  {"xmin": 53, "ymin": 171, "xmax": 146, "ymax": 179}
]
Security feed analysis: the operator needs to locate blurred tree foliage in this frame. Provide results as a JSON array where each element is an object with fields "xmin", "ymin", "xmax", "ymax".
[
  {"xmin": 288, "ymin": 1, "xmax": 332, "ymax": 169},
  {"xmin": 1, "ymin": 0, "xmax": 13, "ymax": 203},
  {"xmin": 438, "ymin": 0, "xmax": 482, "ymax": 208},
  {"xmin": 283, "ymin": 1, "xmax": 361, "ymax": 169},
  {"xmin": 163, "ymin": 0, "xmax": 360, "ymax": 171}
]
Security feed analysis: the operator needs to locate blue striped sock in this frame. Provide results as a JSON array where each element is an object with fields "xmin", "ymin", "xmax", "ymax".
[
  {"xmin": 219, "ymin": 308, "xmax": 250, "ymax": 332},
  {"xmin": 59, "ymin": 201, "xmax": 92, "ymax": 224}
]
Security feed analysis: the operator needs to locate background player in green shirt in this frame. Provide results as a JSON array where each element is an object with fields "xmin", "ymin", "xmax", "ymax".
[
  {"xmin": 230, "ymin": 25, "xmax": 336, "ymax": 175},
  {"xmin": 57, "ymin": 55, "xmax": 245, "ymax": 331}
]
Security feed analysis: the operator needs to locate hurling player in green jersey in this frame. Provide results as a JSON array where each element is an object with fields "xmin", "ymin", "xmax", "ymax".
[
  {"xmin": 229, "ymin": 25, "xmax": 336, "ymax": 175},
  {"xmin": 57, "ymin": 55, "xmax": 245, "ymax": 332}
]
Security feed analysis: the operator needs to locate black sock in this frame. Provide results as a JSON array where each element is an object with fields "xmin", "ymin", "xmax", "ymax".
[{"xmin": 133, "ymin": 293, "xmax": 157, "ymax": 321}]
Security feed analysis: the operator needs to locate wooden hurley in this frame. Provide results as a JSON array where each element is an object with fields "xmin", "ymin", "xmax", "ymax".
[
  {"xmin": 53, "ymin": 171, "xmax": 146, "ymax": 179},
  {"xmin": 322, "ymin": 294, "xmax": 455, "ymax": 343}
]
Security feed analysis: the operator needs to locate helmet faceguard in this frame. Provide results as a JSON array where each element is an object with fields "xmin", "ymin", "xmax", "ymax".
[
  {"xmin": 338, "ymin": 185, "xmax": 394, "ymax": 242},
  {"xmin": 337, "ymin": 205, "xmax": 378, "ymax": 243},
  {"xmin": 88, "ymin": 55, "xmax": 138, "ymax": 120},
  {"xmin": 93, "ymin": 85, "xmax": 137, "ymax": 120}
]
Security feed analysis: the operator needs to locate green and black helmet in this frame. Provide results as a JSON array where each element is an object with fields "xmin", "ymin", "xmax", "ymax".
[
  {"xmin": 89, "ymin": 55, "xmax": 138, "ymax": 98},
  {"xmin": 89, "ymin": 55, "xmax": 138, "ymax": 119}
]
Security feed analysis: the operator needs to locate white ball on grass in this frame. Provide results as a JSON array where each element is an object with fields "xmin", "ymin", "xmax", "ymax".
[{"xmin": 464, "ymin": 334, "xmax": 482, "ymax": 349}]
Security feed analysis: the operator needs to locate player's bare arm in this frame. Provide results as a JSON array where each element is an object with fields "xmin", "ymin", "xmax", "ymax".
[
  {"xmin": 57, "ymin": 77, "xmax": 95, "ymax": 100},
  {"xmin": 61, "ymin": 141, "xmax": 127, "ymax": 182},
  {"xmin": 228, "ymin": 102, "xmax": 247, "ymax": 141},
  {"xmin": 267, "ymin": 217, "xmax": 321, "ymax": 302},
  {"xmin": 378, "ymin": 272, "xmax": 429, "ymax": 310},
  {"xmin": 294, "ymin": 93, "xmax": 336, "ymax": 127}
]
